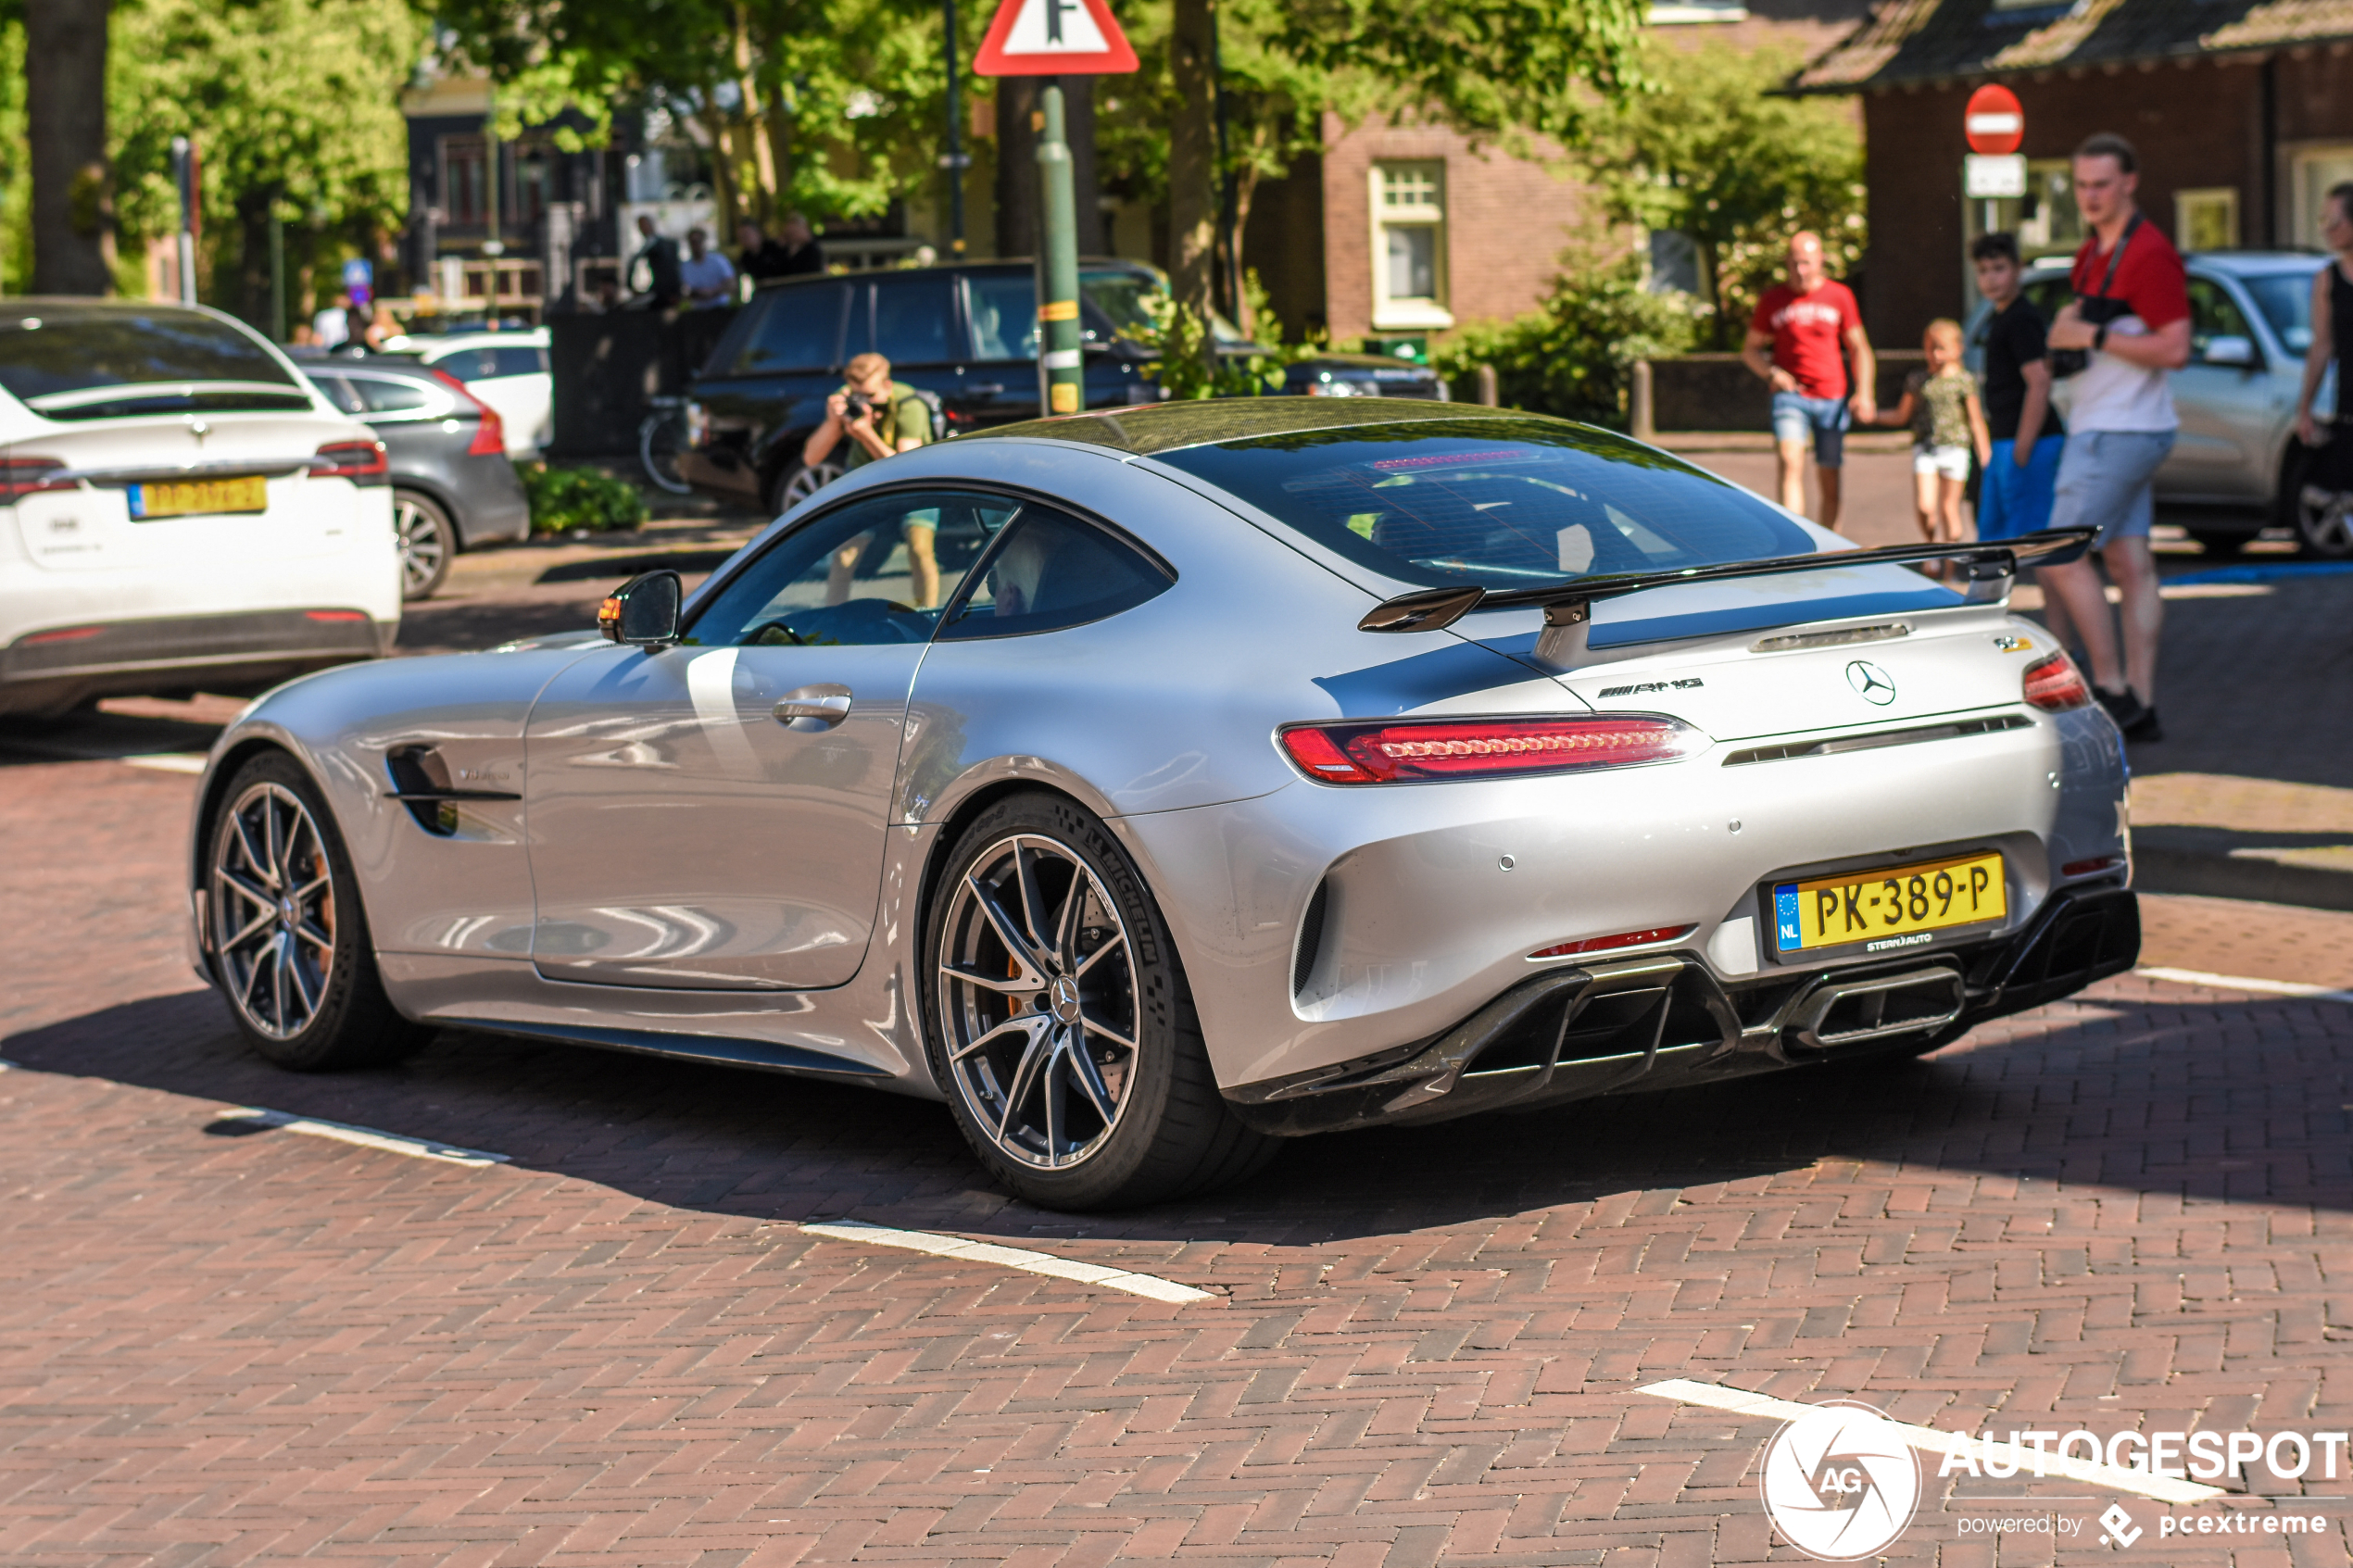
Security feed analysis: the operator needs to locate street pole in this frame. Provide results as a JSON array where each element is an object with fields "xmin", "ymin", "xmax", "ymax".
[
  {"xmin": 1036, "ymin": 81, "xmax": 1082, "ymax": 416},
  {"xmin": 268, "ymin": 207, "xmax": 285, "ymax": 341},
  {"xmin": 170, "ymin": 135, "xmax": 197, "ymax": 304},
  {"xmin": 1209, "ymin": 0, "xmax": 1239, "ymax": 323},
  {"xmin": 942, "ymin": 0, "xmax": 969, "ymax": 257}
]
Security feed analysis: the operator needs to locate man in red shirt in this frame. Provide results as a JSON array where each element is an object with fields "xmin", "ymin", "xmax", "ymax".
[
  {"xmin": 2039, "ymin": 132, "xmax": 2190, "ymax": 742},
  {"xmin": 1742, "ymin": 232, "xmax": 1878, "ymax": 531}
]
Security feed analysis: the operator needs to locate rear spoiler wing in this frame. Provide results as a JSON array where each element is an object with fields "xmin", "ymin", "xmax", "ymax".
[{"xmin": 1356, "ymin": 527, "xmax": 2098, "ymax": 634}]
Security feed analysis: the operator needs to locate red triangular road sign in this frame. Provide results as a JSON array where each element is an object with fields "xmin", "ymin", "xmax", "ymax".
[{"xmin": 974, "ymin": 0, "xmax": 1139, "ymax": 76}]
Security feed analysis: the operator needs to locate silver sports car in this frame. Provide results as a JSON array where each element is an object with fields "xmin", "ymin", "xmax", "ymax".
[{"xmin": 185, "ymin": 401, "xmax": 2137, "ymax": 1210}]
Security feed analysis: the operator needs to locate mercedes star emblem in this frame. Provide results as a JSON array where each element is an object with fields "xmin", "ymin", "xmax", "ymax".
[{"xmin": 1846, "ymin": 660, "xmax": 1897, "ymax": 705}]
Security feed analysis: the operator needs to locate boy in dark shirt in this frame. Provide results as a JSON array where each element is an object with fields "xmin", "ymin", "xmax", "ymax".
[{"xmin": 1969, "ymin": 232, "xmax": 2064, "ymax": 541}]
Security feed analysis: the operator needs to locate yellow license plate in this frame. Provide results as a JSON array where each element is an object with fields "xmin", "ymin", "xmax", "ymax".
[
  {"xmin": 1771, "ymin": 850, "xmax": 2006, "ymax": 957},
  {"xmin": 129, "ymin": 475, "xmax": 269, "ymax": 520}
]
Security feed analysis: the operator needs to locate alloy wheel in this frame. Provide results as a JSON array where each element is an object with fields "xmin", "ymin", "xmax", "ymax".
[
  {"xmin": 2299, "ymin": 484, "xmax": 2353, "ymax": 559},
  {"xmin": 936, "ymin": 833, "xmax": 1142, "ymax": 1171},
  {"xmin": 209, "ymin": 782, "xmax": 338, "ymax": 1040},
  {"xmin": 776, "ymin": 458, "xmax": 842, "ymax": 514},
  {"xmin": 394, "ymin": 494, "xmax": 448, "ymax": 596}
]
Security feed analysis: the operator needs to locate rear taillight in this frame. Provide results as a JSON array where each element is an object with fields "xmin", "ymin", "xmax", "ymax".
[
  {"xmin": 0, "ymin": 456, "xmax": 70, "ymax": 501},
  {"xmin": 431, "ymin": 368, "xmax": 507, "ymax": 456},
  {"xmin": 1277, "ymin": 715, "xmax": 1703, "ymax": 784},
  {"xmin": 311, "ymin": 440, "xmax": 388, "ymax": 484},
  {"xmin": 2021, "ymin": 651, "xmax": 2091, "ymax": 712}
]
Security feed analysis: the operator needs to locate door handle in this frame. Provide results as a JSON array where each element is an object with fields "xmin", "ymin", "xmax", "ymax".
[
  {"xmin": 967, "ymin": 383, "xmax": 1006, "ymax": 395},
  {"xmin": 774, "ymin": 684, "xmax": 852, "ymax": 731}
]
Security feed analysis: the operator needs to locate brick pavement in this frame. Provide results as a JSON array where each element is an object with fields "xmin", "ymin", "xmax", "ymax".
[{"xmin": 9, "ymin": 743, "xmax": 2353, "ymax": 1563}]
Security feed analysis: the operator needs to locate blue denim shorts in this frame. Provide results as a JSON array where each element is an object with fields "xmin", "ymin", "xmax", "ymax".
[
  {"xmin": 1770, "ymin": 391, "xmax": 1850, "ymax": 470},
  {"xmin": 2050, "ymin": 430, "xmax": 2176, "ymax": 548}
]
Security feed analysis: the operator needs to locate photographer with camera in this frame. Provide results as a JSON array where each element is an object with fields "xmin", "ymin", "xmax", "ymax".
[
  {"xmin": 804, "ymin": 352, "xmax": 941, "ymax": 607},
  {"xmin": 2037, "ymin": 132, "xmax": 2190, "ymax": 743}
]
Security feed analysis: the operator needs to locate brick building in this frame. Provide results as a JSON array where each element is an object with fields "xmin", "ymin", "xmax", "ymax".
[
  {"xmin": 1239, "ymin": 0, "xmax": 1873, "ymax": 346},
  {"xmin": 1795, "ymin": 0, "xmax": 2353, "ymax": 346}
]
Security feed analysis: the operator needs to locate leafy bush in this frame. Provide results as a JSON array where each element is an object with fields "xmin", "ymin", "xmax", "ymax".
[
  {"xmin": 519, "ymin": 463, "xmax": 648, "ymax": 533},
  {"xmin": 1432, "ymin": 249, "xmax": 1702, "ymax": 429}
]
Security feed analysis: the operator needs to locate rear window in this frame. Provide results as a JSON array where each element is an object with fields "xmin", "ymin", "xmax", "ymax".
[
  {"xmin": 1154, "ymin": 419, "xmax": 1818, "ymax": 592},
  {"xmin": 0, "ymin": 305, "xmax": 304, "ymax": 416},
  {"xmin": 725, "ymin": 283, "xmax": 848, "ymax": 374}
]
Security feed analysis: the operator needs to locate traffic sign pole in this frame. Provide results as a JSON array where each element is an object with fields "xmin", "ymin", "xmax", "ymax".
[{"xmin": 1037, "ymin": 82, "xmax": 1083, "ymax": 415}]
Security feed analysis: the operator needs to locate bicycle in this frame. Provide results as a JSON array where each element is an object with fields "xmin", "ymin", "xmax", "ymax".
[{"xmin": 638, "ymin": 395, "xmax": 694, "ymax": 495}]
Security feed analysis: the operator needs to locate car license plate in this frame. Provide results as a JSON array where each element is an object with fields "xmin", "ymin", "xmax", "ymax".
[
  {"xmin": 1771, "ymin": 850, "xmax": 2006, "ymax": 957},
  {"xmin": 128, "ymin": 475, "xmax": 269, "ymax": 520}
]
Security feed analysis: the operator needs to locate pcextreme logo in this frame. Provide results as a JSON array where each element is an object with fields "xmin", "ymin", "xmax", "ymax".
[{"xmin": 1757, "ymin": 1400, "xmax": 1922, "ymax": 1561}]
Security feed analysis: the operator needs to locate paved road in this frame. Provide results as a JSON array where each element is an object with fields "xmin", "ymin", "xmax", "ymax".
[{"xmin": 8, "ymin": 473, "xmax": 2353, "ymax": 1565}]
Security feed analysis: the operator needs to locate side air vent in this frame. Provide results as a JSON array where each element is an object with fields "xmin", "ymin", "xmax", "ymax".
[{"xmin": 1292, "ymin": 879, "xmax": 1330, "ymax": 997}]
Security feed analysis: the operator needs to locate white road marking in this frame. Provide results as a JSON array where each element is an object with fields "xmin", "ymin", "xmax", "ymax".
[
  {"xmin": 121, "ymin": 753, "xmax": 208, "ymax": 773},
  {"xmin": 217, "ymin": 1107, "xmax": 510, "ymax": 1167},
  {"xmin": 801, "ymin": 1220, "xmax": 1214, "ymax": 1303},
  {"xmin": 1639, "ymin": 1379, "xmax": 2226, "ymax": 1505},
  {"xmin": 2137, "ymin": 967, "xmax": 2353, "ymax": 1004}
]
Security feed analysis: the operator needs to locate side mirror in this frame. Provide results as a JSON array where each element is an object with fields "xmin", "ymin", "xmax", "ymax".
[
  {"xmin": 598, "ymin": 570, "xmax": 683, "ymax": 646},
  {"xmin": 2202, "ymin": 334, "xmax": 2258, "ymax": 369}
]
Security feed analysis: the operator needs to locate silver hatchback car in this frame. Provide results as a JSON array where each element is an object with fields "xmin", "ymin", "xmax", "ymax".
[
  {"xmin": 2021, "ymin": 251, "xmax": 2338, "ymax": 556},
  {"xmin": 184, "ymin": 401, "xmax": 2136, "ymax": 1210}
]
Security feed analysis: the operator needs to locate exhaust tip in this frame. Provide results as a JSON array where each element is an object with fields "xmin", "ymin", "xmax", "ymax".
[{"xmin": 1785, "ymin": 965, "xmax": 1965, "ymax": 1051}]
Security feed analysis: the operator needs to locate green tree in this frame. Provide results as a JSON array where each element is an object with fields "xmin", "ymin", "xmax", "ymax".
[
  {"xmin": 107, "ymin": 0, "xmax": 420, "ymax": 323},
  {"xmin": 1432, "ymin": 242, "xmax": 1701, "ymax": 428},
  {"xmin": 438, "ymin": 0, "xmax": 957, "ymax": 234},
  {"xmin": 1574, "ymin": 38, "xmax": 1864, "ymax": 348}
]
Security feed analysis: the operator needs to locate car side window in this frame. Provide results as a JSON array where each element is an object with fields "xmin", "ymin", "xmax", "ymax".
[
  {"xmin": 2185, "ymin": 276, "xmax": 2254, "ymax": 357},
  {"xmin": 435, "ymin": 347, "xmax": 500, "ymax": 383},
  {"xmin": 940, "ymin": 505, "xmax": 1173, "ymax": 641},
  {"xmin": 685, "ymin": 490, "xmax": 1018, "ymax": 648},
  {"xmin": 494, "ymin": 345, "xmax": 548, "ymax": 377},
  {"xmin": 352, "ymin": 376, "xmax": 435, "ymax": 414},
  {"xmin": 967, "ymin": 275, "xmax": 1038, "ymax": 360},
  {"xmin": 731, "ymin": 283, "xmax": 847, "ymax": 373},
  {"xmin": 308, "ymin": 374, "xmax": 364, "ymax": 414},
  {"xmin": 867, "ymin": 274, "xmax": 957, "ymax": 367}
]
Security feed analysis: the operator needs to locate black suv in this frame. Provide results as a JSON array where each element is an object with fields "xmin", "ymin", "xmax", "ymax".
[{"xmin": 675, "ymin": 258, "xmax": 1445, "ymax": 513}]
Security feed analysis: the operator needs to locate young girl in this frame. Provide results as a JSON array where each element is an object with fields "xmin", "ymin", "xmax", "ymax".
[{"xmin": 1874, "ymin": 320, "xmax": 1991, "ymax": 554}]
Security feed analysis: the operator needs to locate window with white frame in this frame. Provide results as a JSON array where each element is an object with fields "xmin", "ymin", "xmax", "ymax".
[
  {"xmin": 1370, "ymin": 161, "xmax": 1451, "ymax": 330},
  {"xmin": 2175, "ymin": 187, "xmax": 2238, "ymax": 253},
  {"xmin": 2291, "ymin": 146, "xmax": 2353, "ymax": 248}
]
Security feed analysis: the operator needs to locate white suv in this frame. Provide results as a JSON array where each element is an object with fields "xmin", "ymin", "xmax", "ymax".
[{"xmin": 0, "ymin": 300, "xmax": 401, "ymax": 718}]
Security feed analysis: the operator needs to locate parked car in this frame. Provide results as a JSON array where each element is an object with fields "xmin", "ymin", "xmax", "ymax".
[
  {"xmin": 388, "ymin": 329, "xmax": 553, "ymax": 458},
  {"xmin": 2020, "ymin": 250, "xmax": 2337, "ymax": 556},
  {"xmin": 676, "ymin": 259, "xmax": 1446, "ymax": 515},
  {"xmin": 184, "ymin": 398, "xmax": 2133, "ymax": 1210},
  {"xmin": 0, "ymin": 300, "xmax": 399, "ymax": 719},
  {"xmin": 303, "ymin": 361, "xmax": 531, "ymax": 599}
]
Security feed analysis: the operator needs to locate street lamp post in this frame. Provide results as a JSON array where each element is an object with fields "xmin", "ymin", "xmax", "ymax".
[
  {"xmin": 942, "ymin": 0, "xmax": 970, "ymax": 257},
  {"xmin": 170, "ymin": 135, "xmax": 197, "ymax": 304}
]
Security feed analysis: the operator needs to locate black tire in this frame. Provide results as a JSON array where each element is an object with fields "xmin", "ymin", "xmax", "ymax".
[
  {"xmin": 921, "ymin": 792, "xmax": 1277, "ymax": 1210},
  {"xmin": 202, "ymin": 751, "xmax": 433, "ymax": 1071},
  {"xmin": 769, "ymin": 457, "xmax": 842, "ymax": 518},
  {"xmin": 2185, "ymin": 527, "xmax": 2246, "ymax": 558},
  {"xmin": 393, "ymin": 489, "xmax": 456, "ymax": 600}
]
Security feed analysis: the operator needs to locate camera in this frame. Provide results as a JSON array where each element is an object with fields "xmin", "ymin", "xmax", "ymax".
[{"xmin": 842, "ymin": 390, "xmax": 875, "ymax": 420}]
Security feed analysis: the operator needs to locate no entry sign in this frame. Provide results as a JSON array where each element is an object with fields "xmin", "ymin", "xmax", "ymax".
[
  {"xmin": 1964, "ymin": 83, "xmax": 2024, "ymax": 156},
  {"xmin": 974, "ymin": 0, "xmax": 1139, "ymax": 76}
]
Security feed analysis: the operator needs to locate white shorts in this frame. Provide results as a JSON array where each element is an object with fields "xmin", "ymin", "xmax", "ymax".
[{"xmin": 1913, "ymin": 444, "xmax": 1971, "ymax": 481}]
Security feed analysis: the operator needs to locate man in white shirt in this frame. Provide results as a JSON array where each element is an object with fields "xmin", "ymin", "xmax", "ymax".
[
  {"xmin": 310, "ymin": 292, "xmax": 352, "ymax": 349},
  {"xmin": 678, "ymin": 228, "xmax": 736, "ymax": 309}
]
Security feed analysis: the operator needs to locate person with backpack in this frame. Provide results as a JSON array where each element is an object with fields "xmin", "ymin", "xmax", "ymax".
[
  {"xmin": 804, "ymin": 352, "xmax": 945, "ymax": 606},
  {"xmin": 2038, "ymin": 132, "xmax": 2190, "ymax": 743}
]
